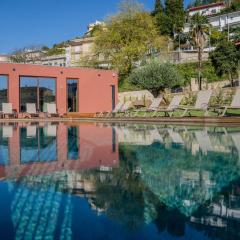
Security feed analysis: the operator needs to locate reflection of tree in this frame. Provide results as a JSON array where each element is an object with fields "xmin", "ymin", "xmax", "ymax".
[
  {"xmin": 136, "ymin": 141, "xmax": 240, "ymax": 216},
  {"xmin": 77, "ymin": 137, "xmax": 240, "ymax": 238},
  {"xmin": 154, "ymin": 205, "xmax": 187, "ymax": 237},
  {"xmin": 92, "ymin": 145, "xmax": 146, "ymax": 230}
]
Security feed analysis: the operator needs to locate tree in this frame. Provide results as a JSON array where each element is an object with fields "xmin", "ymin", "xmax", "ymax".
[
  {"xmin": 165, "ymin": 0, "xmax": 185, "ymax": 35},
  {"xmin": 10, "ymin": 46, "xmax": 43, "ymax": 64},
  {"xmin": 93, "ymin": 0, "xmax": 166, "ymax": 77},
  {"xmin": 153, "ymin": 0, "xmax": 172, "ymax": 36},
  {"xmin": 152, "ymin": 0, "xmax": 164, "ymax": 16},
  {"xmin": 10, "ymin": 48, "xmax": 28, "ymax": 63},
  {"xmin": 189, "ymin": 13, "xmax": 210, "ymax": 90},
  {"xmin": 129, "ymin": 60, "xmax": 182, "ymax": 97},
  {"xmin": 209, "ymin": 40, "xmax": 240, "ymax": 86},
  {"xmin": 209, "ymin": 28, "xmax": 226, "ymax": 46}
]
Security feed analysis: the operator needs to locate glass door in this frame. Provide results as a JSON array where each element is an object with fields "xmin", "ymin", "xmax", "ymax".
[
  {"xmin": 111, "ymin": 85, "xmax": 116, "ymax": 110},
  {"xmin": 67, "ymin": 79, "xmax": 78, "ymax": 112}
]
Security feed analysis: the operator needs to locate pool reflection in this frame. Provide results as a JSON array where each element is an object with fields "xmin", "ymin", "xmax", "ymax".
[{"xmin": 0, "ymin": 122, "xmax": 240, "ymax": 239}]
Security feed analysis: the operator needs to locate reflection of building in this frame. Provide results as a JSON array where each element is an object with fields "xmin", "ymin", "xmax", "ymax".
[
  {"xmin": 0, "ymin": 63, "xmax": 118, "ymax": 115},
  {"xmin": 0, "ymin": 123, "xmax": 119, "ymax": 179},
  {"xmin": 190, "ymin": 182, "xmax": 240, "ymax": 232}
]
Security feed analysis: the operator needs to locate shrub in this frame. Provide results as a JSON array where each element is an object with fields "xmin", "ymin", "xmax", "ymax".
[{"xmin": 129, "ymin": 60, "xmax": 182, "ymax": 97}]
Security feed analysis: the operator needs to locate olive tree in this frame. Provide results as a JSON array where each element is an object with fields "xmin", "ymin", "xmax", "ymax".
[{"xmin": 129, "ymin": 60, "xmax": 182, "ymax": 97}]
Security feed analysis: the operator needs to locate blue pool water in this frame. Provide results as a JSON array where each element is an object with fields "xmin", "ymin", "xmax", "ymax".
[{"xmin": 0, "ymin": 122, "xmax": 240, "ymax": 239}]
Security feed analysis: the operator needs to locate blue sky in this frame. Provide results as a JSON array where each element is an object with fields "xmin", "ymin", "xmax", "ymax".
[{"xmin": 0, "ymin": 0, "xmax": 191, "ymax": 53}]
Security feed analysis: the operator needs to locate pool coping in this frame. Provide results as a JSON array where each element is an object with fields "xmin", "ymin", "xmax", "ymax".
[{"xmin": 1, "ymin": 117, "xmax": 240, "ymax": 126}]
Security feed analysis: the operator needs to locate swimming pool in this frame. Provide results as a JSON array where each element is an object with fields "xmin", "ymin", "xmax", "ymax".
[{"xmin": 0, "ymin": 122, "xmax": 239, "ymax": 239}]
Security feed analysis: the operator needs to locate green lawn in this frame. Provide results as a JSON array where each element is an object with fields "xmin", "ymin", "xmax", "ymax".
[{"xmin": 115, "ymin": 108, "xmax": 240, "ymax": 118}]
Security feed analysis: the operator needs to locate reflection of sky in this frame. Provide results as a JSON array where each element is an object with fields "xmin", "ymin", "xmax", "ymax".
[
  {"xmin": 0, "ymin": 145, "xmax": 9, "ymax": 165},
  {"xmin": 20, "ymin": 127, "xmax": 57, "ymax": 164},
  {"xmin": 0, "ymin": 75, "xmax": 8, "ymax": 91},
  {"xmin": 20, "ymin": 77, "xmax": 56, "ymax": 94},
  {"xmin": 0, "ymin": 181, "xmax": 212, "ymax": 240}
]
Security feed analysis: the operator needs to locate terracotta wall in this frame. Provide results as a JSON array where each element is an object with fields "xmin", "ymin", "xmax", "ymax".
[{"xmin": 0, "ymin": 63, "xmax": 118, "ymax": 114}]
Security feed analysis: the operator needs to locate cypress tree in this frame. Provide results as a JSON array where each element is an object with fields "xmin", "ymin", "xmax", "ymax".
[
  {"xmin": 152, "ymin": 0, "xmax": 164, "ymax": 16},
  {"xmin": 165, "ymin": 0, "xmax": 185, "ymax": 35}
]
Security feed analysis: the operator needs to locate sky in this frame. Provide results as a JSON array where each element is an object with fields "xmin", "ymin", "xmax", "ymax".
[{"xmin": 0, "ymin": 0, "xmax": 191, "ymax": 54}]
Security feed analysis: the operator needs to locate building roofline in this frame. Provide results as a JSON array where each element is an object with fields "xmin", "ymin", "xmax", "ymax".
[
  {"xmin": 68, "ymin": 37, "xmax": 94, "ymax": 46},
  {"xmin": 188, "ymin": 2, "xmax": 225, "ymax": 12},
  {"xmin": 0, "ymin": 62, "xmax": 117, "ymax": 74}
]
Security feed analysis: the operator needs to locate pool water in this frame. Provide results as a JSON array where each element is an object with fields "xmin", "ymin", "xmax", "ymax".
[{"xmin": 0, "ymin": 122, "xmax": 240, "ymax": 240}]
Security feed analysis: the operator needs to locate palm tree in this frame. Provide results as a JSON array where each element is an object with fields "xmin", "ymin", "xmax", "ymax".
[{"xmin": 189, "ymin": 13, "xmax": 210, "ymax": 90}]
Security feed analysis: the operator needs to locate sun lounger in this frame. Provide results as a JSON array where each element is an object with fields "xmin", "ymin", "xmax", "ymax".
[
  {"xmin": 144, "ymin": 97, "xmax": 163, "ymax": 117},
  {"xmin": 178, "ymin": 90, "xmax": 212, "ymax": 117},
  {"xmin": 46, "ymin": 103, "xmax": 59, "ymax": 117},
  {"xmin": 117, "ymin": 101, "xmax": 133, "ymax": 117},
  {"xmin": 26, "ymin": 103, "xmax": 39, "ymax": 118},
  {"xmin": 95, "ymin": 102, "xmax": 124, "ymax": 117},
  {"xmin": 132, "ymin": 97, "xmax": 163, "ymax": 117},
  {"xmin": 155, "ymin": 95, "xmax": 184, "ymax": 117},
  {"xmin": 2, "ymin": 103, "xmax": 17, "ymax": 118},
  {"xmin": 216, "ymin": 88, "xmax": 240, "ymax": 117}
]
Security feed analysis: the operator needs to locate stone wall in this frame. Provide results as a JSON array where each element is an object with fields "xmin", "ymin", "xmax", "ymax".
[{"xmin": 119, "ymin": 87, "xmax": 240, "ymax": 107}]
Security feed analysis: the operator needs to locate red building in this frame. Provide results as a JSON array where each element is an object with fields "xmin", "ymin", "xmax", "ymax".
[{"xmin": 0, "ymin": 63, "xmax": 118, "ymax": 115}]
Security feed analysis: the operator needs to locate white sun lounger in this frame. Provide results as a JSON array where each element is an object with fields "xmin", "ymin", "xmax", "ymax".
[
  {"xmin": 2, "ymin": 103, "xmax": 16, "ymax": 118},
  {"xmin": 131, "ymin": 97, "xmax": 163, "ymax": 117},
  {"xmin": 96, "ymin": 102, "xmax": 124, "ymax": 117},
  {"xmin": 143, "ymin": 97, "xmax": 163, "ymax": 117},
  {"xmin": 46, "ymin": 103, "xmax": 59, "ymax": 117},
  {"xmin": 178, "ymin": 90, "xmax": 212, "ymax": 117},
  {"xmin": 156, "ymin": 95, "xmax": 184, "ymax": 117},
  {"xmin": 217, "ymin": 88, "xmax": 240, "ymax": 116},
  {"xmin": 26, "ymin": 103, "xmax": 39, "ymax": 117}
]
